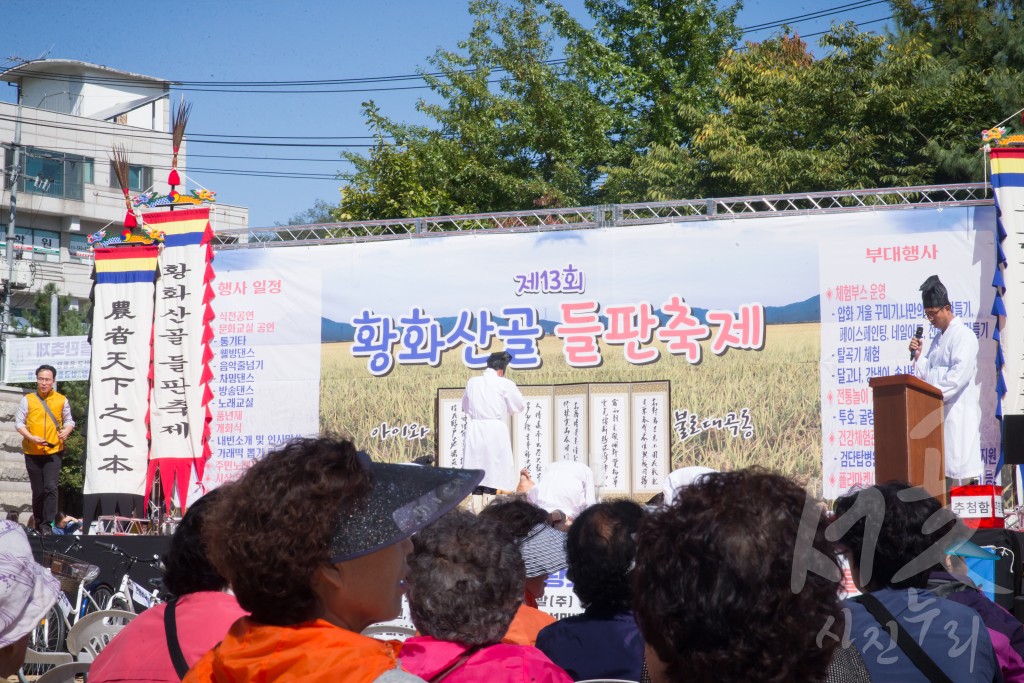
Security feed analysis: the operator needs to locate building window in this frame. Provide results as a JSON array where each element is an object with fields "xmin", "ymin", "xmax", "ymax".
[
  {"xmin": 0, "ymin": 226, "xmax": 61, "ymax": 263},
  {"xmin": 5, "ymin": 147, "xmax": 94, "ymax": 201},
  {"xmin": 69, "ymin": 233, "xmax": 92, "ymax": 261},
  {"xmin": 109, "ymin": 164, "xmax": 152, "ymax": 193}
]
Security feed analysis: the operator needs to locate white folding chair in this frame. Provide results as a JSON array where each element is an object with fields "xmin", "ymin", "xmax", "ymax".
[
  {"xmin": 360, "ymin": 623, "xmax": 417, "ymax": 641},
  {"xmin": 64, "ymin": 609, "xmax": 135, "ymax": 662},
  {"xmin": 34, "ymin": 661, "xmax": 91, "ymax": 683},
  {"xmin": 22, "ymin": 648, "xmax": 74, "ymax": 667}
]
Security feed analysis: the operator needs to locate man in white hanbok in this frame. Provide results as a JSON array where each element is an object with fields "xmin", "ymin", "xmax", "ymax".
[
  {"xmin": 462, "ymin": 351, "xmax": 525, "ymax": 497},
  {"xmin": 909, "ymin": 275, "xmax": 983, "ymax": 486}
]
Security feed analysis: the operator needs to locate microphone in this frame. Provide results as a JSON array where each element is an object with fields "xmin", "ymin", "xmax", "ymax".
[
  {"xmin": 97, "ymin": 542, "xmax": 118, "ymax": 552},
  {"xmin": 910, "ymin": 325, "xmax": 923, "ymax": 361}
]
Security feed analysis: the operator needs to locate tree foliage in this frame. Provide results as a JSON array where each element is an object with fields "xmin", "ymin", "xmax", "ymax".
[
  {"xmin": 548, "ymin": 0, "xmax": 741, "ymax": 150},
  {"xmin": 671, "ymin": 28, "xmax": 938, "ymax": 197},
  {"xmin": 339, "ymin": 0, "xmax": 614, "ymax": 220},
  {"xmin": 327, "ymin": 0, "xmax": 1024, "ymax": 217},
  {"xmin": 277, "ymin": 199, "xmax": 339, "ymax": 226},
  {"xmin": 888, "ymin": 0, "xmax": 1024, "ymax": 181}
]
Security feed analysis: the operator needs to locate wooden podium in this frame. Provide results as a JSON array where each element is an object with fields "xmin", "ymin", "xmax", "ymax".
[{"xmin": 869, "ymin": 374, "xmax": 946, "ymax": 504}]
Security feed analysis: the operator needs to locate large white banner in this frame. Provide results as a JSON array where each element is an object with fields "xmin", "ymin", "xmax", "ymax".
[
  {"xmin": 4, "ymin": 336, "xmax": 91, "ymax": 383},
  {"xmin": 202, "ymin": 266, "xmax": 321, "ymax": 489},
  {"xmin": 210, "ymin": 207, "xmax": 999, "ymax": 497},
  {"xmin": 820, "ymin": 229, "xmax": 999, "ymax": 498},
  {"xmin": 83, "ymin": 246, "xmax": 158, "ymax": 506},
  {"xmin": 146, "ymin": 208, "xmax": 215, "ymax": 508}
]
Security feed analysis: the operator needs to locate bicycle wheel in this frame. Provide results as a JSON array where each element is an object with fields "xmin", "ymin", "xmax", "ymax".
[
  {"xmin": 24, "ymin": 605, "xmax": 67, "ymax": 675},
  {"xmin": 88, "ymin": 583, "xmax": 115, "ymax": 613},
  {"xmin": 109, "ymin": 593, "xmax": 132, "ymax": 613}
]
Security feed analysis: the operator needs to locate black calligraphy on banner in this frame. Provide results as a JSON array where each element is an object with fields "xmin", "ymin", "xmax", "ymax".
[{"xmin": 84, "ymin": 246, "xmax": 158, "ymax": 499}]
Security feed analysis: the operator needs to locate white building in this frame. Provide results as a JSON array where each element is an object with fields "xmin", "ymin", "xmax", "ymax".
[
  {"xmin": 0, "ymin": 59, "xmax": 249, "ymax": 512},
  {"xmin": 0, "ymin": 58, "xmax": 248, "ymax": 313}
]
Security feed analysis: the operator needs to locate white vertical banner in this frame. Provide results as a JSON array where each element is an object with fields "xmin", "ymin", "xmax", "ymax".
[
  {"xmin": 589, "ymin": 384, "xmax": 630, "ymax": 495},
  {"xmin": 437, "ymin": 390, "xmax": 469, "ymax": 469},
  {"xmin": 554, "ymin": 385, "xmax": 588, "ymax": 463},
  {"xmin": 146, "ymin": 208, "xmax": 215, "ymax": 509},
  {"xmin": 631, "ymin": 381, "xmax": 669, "ymax": 496},
  {"xmin": 820, "ymin": 228, "xmax": 998, "ymax": 498},
  {"xmin": 990, "ymin": 149, "xmax": 1024, "ymax": 470},
  {"xmin": 83, "ymin": 246, "xmax": 158, "ymax": 514},
  {"xmin": 513, "ymin": 388, "xmax": 553, "ymax": 482},
  {"xmin": 203, "ymin": 267, "xmax": 321, "ymax": 489}
]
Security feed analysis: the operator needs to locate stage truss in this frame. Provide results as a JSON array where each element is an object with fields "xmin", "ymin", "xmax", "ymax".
[{"xmin": 213, "ymin": 182, "xmax": 992, "ymax": 249}]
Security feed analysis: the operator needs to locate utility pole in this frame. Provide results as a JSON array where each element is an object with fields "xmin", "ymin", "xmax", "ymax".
[{"xmin": 2, "ymin": 72, "xmax": 23, "ymax": 381}]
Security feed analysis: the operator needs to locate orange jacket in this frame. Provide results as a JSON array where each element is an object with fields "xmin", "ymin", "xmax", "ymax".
[
  {"xmin": 501, "ymin": 604, "xmax": 556, "ymax": 647},
  {"xmin": 183, "ymin": 618, "xmax": 407, "ymax": 683}
]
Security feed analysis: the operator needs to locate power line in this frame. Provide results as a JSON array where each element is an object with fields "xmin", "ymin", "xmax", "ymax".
[
  {"xmin": 0, "ymin": 113, "xmax": 377, "ymax": 148},
  {"xmin": 2, "ymin": 66, "xmax": 516, "ymax": 95},
  {"xmin": 0, "ymin": 138, "xmax": 354, "ymax": 181},
  {"xmin": 0, "ymin": 1, "xmax": 900, "ymax": 95},
  {"xmin": 792, "ymin": 13, "xmax": 901, "ymax": 40},
  {"xmin": 739, "ymin": 0, "xmax": 888, "ymax": 32}
]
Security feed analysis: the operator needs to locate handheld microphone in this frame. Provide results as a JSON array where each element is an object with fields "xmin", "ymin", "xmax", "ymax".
[
  {"xmin": 97, "ymin": 542, "xmax": 117, "ymax": 552},
  {"xmin": 910, "ymin": 325, "xmax": 923, "ymax": 361}
]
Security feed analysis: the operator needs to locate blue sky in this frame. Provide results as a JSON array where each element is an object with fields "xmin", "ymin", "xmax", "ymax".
[{"xmin": 1, "ymin": 0, "xmax": 895, "ymax": 228}]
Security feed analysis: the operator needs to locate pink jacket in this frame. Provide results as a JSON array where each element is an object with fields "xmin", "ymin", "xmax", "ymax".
[
  {"xmin": 399, "ymin": 636, "xmax": 571, "ymax": 683},
  {"xmin": 90, "ymin": 592, "xmax": 247, "ymax": 683}
]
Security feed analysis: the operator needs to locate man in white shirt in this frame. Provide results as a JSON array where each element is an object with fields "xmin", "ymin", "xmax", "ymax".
[
  {"xmin": 462, "ymin": 351, "xmax": 525, "ymax": 498},
  {"xmin": 908, "ymin": 275, "xmax": 983, "ymax": 486}
]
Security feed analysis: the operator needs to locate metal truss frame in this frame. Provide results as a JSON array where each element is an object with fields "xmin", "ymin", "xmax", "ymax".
[{"xmin": 213, "ymin": 182, "xmax": 992, "ymax": 250}]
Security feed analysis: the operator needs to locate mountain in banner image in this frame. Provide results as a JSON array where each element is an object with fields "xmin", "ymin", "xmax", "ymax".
[{"xmin": 319, "ymin": 295, "xmax": 820, "ymax": 343}]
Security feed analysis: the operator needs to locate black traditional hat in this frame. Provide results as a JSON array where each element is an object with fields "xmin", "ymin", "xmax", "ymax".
[
  {"xmin": 328, "ymin": 453, "xmax": 482, "ymax": 563},
  {"xmin": 486, "ymin": 350, "xmax": 513, "ymax": 370},
  {"xmin": 920, "ymin": 275, "xmax": 950, "ymax": 309}
]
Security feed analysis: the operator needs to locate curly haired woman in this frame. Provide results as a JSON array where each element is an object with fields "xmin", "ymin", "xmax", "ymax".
[
  {"xmin": 633, "ymin": 468, "xmax": 870, "ymax": 683},
  {"xmin": 182, "ymin": 437, "xmax": 481, "ymax": 683},
  {"xmin": 399, "ymin": 510, "xmax": 571, "ymax": 682}
]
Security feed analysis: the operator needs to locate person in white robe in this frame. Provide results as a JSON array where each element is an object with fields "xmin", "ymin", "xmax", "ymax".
[
  {"xmin": 462, "ymin": 351, "xmax": 525, "ymax": 494},
  {"xmin": 909, "ymin": 275, "xmax": 983, "ymax": 484}
]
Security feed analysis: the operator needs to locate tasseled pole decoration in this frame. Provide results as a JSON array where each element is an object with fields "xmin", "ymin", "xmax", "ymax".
[
  {"xmin": 169, "ymin": 97, "xmax": 192, "ymax": 196},
  {"xmin": 110, "ymin": 145, "xmax": 137, "ymax": 235}
]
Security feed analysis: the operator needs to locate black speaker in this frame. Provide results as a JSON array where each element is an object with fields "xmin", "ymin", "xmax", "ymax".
[{"xmin": 1005, "ymin": 415, "xmax": 1024, "ymax": 465}]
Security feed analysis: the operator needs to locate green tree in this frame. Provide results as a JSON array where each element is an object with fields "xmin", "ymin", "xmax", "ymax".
[
  {"xmin": 339, "ymin": 103, "xmax": 467, "ymax": 220},
  {"xmin": 546, "ymin": 0, "xmax": 741, "ymax": 201},
  {"xmin": 888, "ymin": 0, "xmax": 1024, "ymax": 182},
  {"xmin": 339, "ymin": 0, "xmax": 615, "ymax": 219},
  {"xmin": 17, "ymin": 283, "xmax": 90, "ymax": 512},
  {"xmin": 548, "ymin": 0, "xmax": 741, "ymax": 150},
  {"xmin": 695, "ymin": 27, "xmax": 939, "ymax": 196},
  {"xmin": 607, "ymin": 25, "xmax": 942, "ymax": 200}
]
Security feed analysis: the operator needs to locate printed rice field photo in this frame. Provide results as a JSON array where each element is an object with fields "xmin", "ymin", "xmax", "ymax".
[{"xmin": 320, "ymin": 322, "xmax": 823, "ymax": 494}]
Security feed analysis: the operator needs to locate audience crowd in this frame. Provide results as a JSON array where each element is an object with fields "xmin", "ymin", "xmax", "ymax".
[{"xmin": 4, "ymin": 436, "xmax": 1021, "ymax": 682}]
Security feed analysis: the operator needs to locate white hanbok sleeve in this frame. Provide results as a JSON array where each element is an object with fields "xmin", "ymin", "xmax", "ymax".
[
  {"xmin": 912, "ymin": 353, "xmax": 930, "ymax": 380},
  {"xmin": 932, "ymin": 330, "xmax": 978, "ymax": 401},
  {"xmin": 504, "ymin": 380, "xmax": 525, "ymax": 414}
]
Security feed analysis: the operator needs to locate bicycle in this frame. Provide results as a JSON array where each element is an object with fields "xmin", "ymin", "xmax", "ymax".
[
  {"xmin": 95, "ymin": 541, "xmax": 165, "ymax": 612},
  {"xmin": 25, "ymin": 538, "xmax": 104, "ymax": 673}
]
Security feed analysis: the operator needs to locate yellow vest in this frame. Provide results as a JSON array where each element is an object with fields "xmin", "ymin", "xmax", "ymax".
[{"xmin": 23, "ymin": 390, "xmax": 67, "ymax": 456}]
